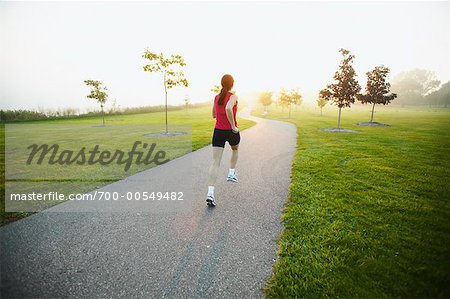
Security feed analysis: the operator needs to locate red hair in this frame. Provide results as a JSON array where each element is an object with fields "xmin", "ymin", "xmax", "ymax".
[{"xmin": 218, "ymin": 74, "xmax": 234, "ymax": 105}]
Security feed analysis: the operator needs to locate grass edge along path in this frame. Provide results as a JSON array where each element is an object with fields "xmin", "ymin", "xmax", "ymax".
[
  {"xmin": 255, "ymin": 105, "xmax": 450, "ymax": 298},
  {"xmin": 0, "ymin": 106, "xmax": 255, "ymax": 225}
]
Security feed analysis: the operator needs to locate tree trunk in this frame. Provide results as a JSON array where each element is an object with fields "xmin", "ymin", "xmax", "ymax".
[
  {"xmin": 337, "ymin": 107, "xmax": 341, "ymax": 129},
  {"xmin": 101, "ymin": 105, "xmax": 105, "ymax": 126},
  {"xmin": 370, "ymin": 103, "xmax": 376, "ymax": 122},
  {"xmin": 320, "ymin": 107, "xmax": 322, "ymax": 116},
  {"xmin": 289, "ymin": 104, "xmax": 291, "ymax": 118},
  {"xmin": 164, "ymin": 71, "xmax": 168, "ymax": 134}
]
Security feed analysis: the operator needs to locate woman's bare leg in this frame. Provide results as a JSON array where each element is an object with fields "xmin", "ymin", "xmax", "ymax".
[
  {"xmin": 230, "ymin": 144, "xmax": 239, "ymax": 169},
  {"xmin": 207, "ymin": 147, "xmax": 225, "ymax": 186}
]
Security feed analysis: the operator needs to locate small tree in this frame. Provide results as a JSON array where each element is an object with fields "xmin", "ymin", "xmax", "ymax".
[
  {"xmin": 211, "ymin": 85, "xmax": 221, "ymax": 94},
  {"xmin": 279, "ymin": 88, "xmax": 302, "ymax": 118},
  {"xmin": 358, "ymin": 66, "xmax": 397, "ymax": 122},
  {"xmin": 317, "ymin": 94, "xmax": 328, "ymax": 116},
  {"xmin": 278, "ymin": 89, "xmax": 289, "ymax": 114},
  {"xmin": 142, "ymin": 49, "xmax": 189, "ymax": 134},
  {"xmin": 84, "ymin": 80, "xmax": 108, "ymax": 125},
  {"xmin": 319, "ymin": 48, "xmax": 361, "ymax": 129},
  {"xmin": 184, "ymin": 94, "xmax": 190, "ymax": 115},
  {"xmin": 290, "ymin": 89, "xmax": 302, "ymax": 117},
  {"xmin": 259, "ymin": 91, "xmax": 273, "ymax": 112},
  {"xmin": 109, "ymin": 99, "xmax": 120, "ymax": 114}
]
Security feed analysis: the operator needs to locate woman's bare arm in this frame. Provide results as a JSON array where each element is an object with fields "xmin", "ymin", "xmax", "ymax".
[
  {"xmin": 212, "ymin": 104, "xmax": 216, "ymax": 118},
  {"xmin": 226, "ymin": 95, "xmax": 238, "ymax": 132}
]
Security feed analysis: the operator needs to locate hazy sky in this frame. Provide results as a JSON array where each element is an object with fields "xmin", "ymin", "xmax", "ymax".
[{"xmin": 1, "ymin": 1, "xmax": 449, "ymax": 111}]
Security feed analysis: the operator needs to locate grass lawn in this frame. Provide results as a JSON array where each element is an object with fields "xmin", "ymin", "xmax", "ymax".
[
  {"xmin": 254, "ymin": 104, "xmax": 450, "ymax": 298},
  {"xmin": 0, "ymin": 105, "xmax": 255, "ymax": 225}
]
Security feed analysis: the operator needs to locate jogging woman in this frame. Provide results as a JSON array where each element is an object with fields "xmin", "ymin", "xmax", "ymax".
[{"xmin": 206, "ymin": 74, "xmax": 239, "ymax": 207}]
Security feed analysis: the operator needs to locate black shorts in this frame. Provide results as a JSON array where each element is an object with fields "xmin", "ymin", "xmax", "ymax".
[{"xmin": 212, "ymin": 128, "xmax": 241, "ymax": 148}]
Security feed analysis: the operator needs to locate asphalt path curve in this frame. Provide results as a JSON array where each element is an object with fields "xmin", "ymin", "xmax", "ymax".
[{"xmin": 1, "ymin": 106, "xmax": 297, "ymax": 298}]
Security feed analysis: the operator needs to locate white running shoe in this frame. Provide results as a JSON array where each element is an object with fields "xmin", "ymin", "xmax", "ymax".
[
  {"xmin": 227, "ymin": 172, "xmax": 238, "ymax": 183},
  {"xmin": 206, "ymin": 194, "xmax": 216, "ymax": 207}
]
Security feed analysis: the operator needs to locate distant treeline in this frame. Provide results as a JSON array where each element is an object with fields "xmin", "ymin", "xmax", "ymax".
[
  {"xmin": 423, "ymin": 81, "xmax": 450, "ymax": 107},
  {"xmin": 390, "ymin": 69, "xmax": 450, "ymax": 107},
  {"xmin": 0, "ymin": 102, "xmax": 209, "ymax": 122},
  {"xmin": 395, "ymin": 82, "xmax": 450, "ymax": 107}
]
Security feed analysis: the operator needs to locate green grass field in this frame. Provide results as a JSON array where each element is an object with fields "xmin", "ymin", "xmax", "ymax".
[
  {"xmin": 0, "ymin": 105, "xmax": 255, "ymax": 225},
  {"xmin": 254, "ymin": 104, "xmax": 450, "ymax": 298}
]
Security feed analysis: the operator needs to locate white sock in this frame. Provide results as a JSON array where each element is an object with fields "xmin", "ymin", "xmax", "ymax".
[
  {"xmin": 228, "ymin": 168, "xmax": 235, "ymax": 175},
  {"xmin": 207, "ymin": 186, "xmax": 214, "ymax": 196}
]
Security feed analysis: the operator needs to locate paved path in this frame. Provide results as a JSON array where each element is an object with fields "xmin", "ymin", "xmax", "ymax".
[{"xmin": 1, "ymin": 107, "xmax": 297, "ymax": 298}]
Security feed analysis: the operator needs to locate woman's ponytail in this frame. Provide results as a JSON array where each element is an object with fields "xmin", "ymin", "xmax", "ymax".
[
  {"xmin": 218, "ymin": 88, "xmax": 228, "ymax": 105},
  {"xmin": 217, "ymin": 74, "xmax": 234, "ymax": 106}
]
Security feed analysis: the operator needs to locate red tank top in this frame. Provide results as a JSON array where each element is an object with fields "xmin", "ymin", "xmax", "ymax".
[{"xmin": 214, "ymin": 92, "xmax": 237, "ymax": 130}]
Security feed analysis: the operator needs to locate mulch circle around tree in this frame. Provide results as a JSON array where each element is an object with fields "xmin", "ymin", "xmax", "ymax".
[
  {"xmin": 321, "ymin": 128, "xmax": 358, "ymax": 133},
  {"xmin": 357, "ymin": 122, "xmax": 391, "ymax": 127},
  {"xmin": 144, "ymin": 132, "xmax": 187, "ymax": 138}
]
